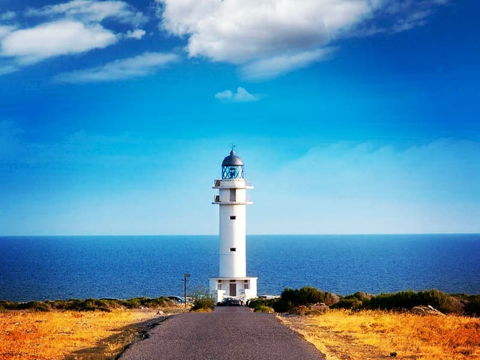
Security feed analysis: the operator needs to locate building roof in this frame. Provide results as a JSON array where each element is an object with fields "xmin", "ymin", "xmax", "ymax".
[{"xmin": 222, "ymin": 150, "xmax": 244, "ymax": 166}]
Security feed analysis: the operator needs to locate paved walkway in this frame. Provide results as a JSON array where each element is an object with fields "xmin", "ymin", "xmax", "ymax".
[{"xmin": 120, "ymin": 307, "xmax": 325, "ymax": 360}]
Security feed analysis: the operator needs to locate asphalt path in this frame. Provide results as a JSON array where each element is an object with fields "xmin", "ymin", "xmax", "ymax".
[{"xmin": 120, "ymin": 307, "xmax": 325, "ymax": 360}]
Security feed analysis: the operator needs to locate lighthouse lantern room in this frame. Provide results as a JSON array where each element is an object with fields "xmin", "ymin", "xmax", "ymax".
[{"xmin": 209, "ymin": 150, "xmax": 257, "ymax": 303}]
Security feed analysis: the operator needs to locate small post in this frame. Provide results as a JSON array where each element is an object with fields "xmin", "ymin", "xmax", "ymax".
[{"xmin": 183, "ymin": 273, "xmax": 190, "ymax": 309}]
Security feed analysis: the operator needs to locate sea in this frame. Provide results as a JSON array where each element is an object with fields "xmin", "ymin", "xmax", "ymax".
[{"xmin": 0, "ymin": 234, "xmax": 479, "ymax": 302}]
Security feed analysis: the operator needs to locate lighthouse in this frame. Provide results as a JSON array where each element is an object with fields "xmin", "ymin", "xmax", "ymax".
[{"xmin": 209, "ymin": 150, "xmax": 258, "ymax": 303}]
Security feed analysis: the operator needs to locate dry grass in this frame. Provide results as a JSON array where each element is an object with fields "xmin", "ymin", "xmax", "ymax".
[
  {"xmin": 0, "ymin": 309, "xmax": 175, "ymax": 360},
  {"xmin": 280, "ymin": 309, "xmax": 480, "ymax": 360}
]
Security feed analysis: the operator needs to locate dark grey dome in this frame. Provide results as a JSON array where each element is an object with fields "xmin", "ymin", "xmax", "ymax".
[{"xmin": 222, "ymin": 150, "xmax": 244, "ymax": 166}]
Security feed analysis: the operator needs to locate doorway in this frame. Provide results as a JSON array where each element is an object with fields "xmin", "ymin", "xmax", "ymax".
[{"xmin": 229, "ymin": 283, "xmax": 237, "ymax": 296}]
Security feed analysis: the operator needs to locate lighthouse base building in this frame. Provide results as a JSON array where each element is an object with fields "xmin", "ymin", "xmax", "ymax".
[
  {"xmin": 209, "ymin": 150, "xmax": 258, "ymax": 303},
  {"xmin": 209, "ymin": 277, "xmax": 258, "ymax": 303}
]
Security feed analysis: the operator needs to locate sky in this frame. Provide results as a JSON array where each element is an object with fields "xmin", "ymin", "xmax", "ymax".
[{"xmin": 0, "ymin": 0, "xmax": 479, "ymax": 235}]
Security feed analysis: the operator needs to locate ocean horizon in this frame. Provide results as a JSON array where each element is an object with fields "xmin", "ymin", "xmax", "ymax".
[{"xmin": 1, "ymin": 234, "xmax": 479, "ymax": 302}]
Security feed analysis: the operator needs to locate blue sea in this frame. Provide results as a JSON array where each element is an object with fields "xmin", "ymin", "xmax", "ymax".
[{"xmin": 0, "ymin": 235, "xmax": 479, "ymax": 301}]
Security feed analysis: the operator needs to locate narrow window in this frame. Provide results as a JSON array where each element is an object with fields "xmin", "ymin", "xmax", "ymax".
[
  {"xmin": 244, "ymin": 280, "xmax": 250, "ymax": 290},
  {"xmin": 230, "ymin": 247, "xmax": 236, "ymax": 252},
  {"xmin": 230, "ymin": 216, "xmax": 236, "ymax": 220},
  {"xmin": 229, "ymin": 189, "xmax": 236, "ymax": 202},
  {"xmin": 217, "ymin": 282, "xmax": 222, "ymax": 290}
]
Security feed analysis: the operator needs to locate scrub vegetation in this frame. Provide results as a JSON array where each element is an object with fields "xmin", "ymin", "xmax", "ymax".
[
  {"xmin": 249, "ymin": 287, "xmax": 480, "ymax": 316},
  {"xmin": 0, "ymin": 310, "xmax": 166, "ymax": 360},
  {"xmin": 0, "ymin": 296, "xmax": 176, "ymax": 312},
  {"xmin": 191, "ymin": 296, "xmax": 215, "ymax": 312},
  {"xmin": 280, "ymin": 309, "xmax": 480, "ymax": 360},
  {"xmin": 0, "ymin": 298, "xmax": 185, "ymax": 360}
]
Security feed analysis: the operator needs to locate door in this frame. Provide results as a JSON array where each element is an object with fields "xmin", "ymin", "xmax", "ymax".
[{"xmin": 229, "ymin": 283, "xmax": 237, "ymax": 296}]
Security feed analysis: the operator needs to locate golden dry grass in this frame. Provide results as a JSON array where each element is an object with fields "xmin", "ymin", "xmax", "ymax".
[
  {"xmin": 0, "ymin": 309, "xmax": 165, "ymax": 360},
  {"xmin": 280, "ymin": 309, "xmax": 480, "ymax": 360}
]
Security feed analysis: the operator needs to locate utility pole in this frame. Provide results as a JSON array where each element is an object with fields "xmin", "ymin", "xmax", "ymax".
[{"xmin": 183, "ymin": 273, "xmax": 190, "ymax": 309}]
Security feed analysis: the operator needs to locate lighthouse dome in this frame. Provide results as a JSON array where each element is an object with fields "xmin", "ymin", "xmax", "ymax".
[{"xmin": 222, "ymin": 150, "xmax": 244, "ymax": 166}]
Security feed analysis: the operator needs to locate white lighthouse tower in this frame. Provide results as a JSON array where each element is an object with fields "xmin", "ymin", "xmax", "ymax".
[{"xmin": 209, "ymin": 150, "xmax": 258, "ymax": 303}]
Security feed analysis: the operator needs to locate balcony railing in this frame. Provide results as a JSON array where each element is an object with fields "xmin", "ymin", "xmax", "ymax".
[{"xmin": 212, "ymin": 179, "xmax": 253, "ymax": 189}]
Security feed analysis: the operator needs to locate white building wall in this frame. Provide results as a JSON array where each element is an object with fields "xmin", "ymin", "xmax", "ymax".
[
  {"xmin": 219, "ymin": 204, "xmax": 246, "ymax": 277},
  {"xmin": 209, "ymin": 277, "xmax": 258, "ymax": 302},
  {"xmin": 218, "ymin": 180, "xmax": 247, "ymax": 278}
]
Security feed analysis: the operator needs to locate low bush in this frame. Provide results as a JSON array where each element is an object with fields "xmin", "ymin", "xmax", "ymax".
[
  {"xmin": 364, "ymin": 289, "xmax": 463, "ymax": 314},
  {"xmin": 334, "ymin": 292, "xmax": 373, "ymax": 310},
  {"xmin": 334, "ymin": 297, "xmax": 363, "ymax": 310},
  {"xmin": 121, "ymin": 297, "xmax": 173, "ymax": 309},
  {"xmin": 273, "ymin": 287, "xmax": 339, "ymax": 313},
  {"xmin": 191, "ymin": 296, "xmax": 215, "ymax": 311},
  {"xmin": 0, "ymin": 300, "xmax": 50, "ymax": 312},
  {"xmin": 0, "ymin": 296, "xmax": 177, "ymax": 312},
  {"xmin": 248, "ymin": 298, "xmax": 278, "ymax": 309},
  {"xmin": 464, "ymin": 295, "xmax": 480, "ymax": 316},
  {"xmin": 254, "ymin": 305, "xmax": 274, "ymax": 313}
]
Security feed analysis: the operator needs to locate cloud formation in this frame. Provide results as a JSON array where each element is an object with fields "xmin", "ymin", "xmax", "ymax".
[
  {"xmin": 26, "ymin": 0, "xmax": 147, "ymax": 26},
  {"xmin": 125, "ymin": 28, "xmax": 146, "ymax": 39},
  {"xmin": 54, "ymin": 52, "xmax": 179, "ymax": 83},
  {"xmin": 215, "ymin": 87, "xmax": 259, "ymax": 102},
  {"xmin": 157, "ymin": 0, "xmax": 447, "ymax": 79},
  {"xmin": 0, "ymin": 0, "xmax": 146, "ymax": 72},
  {"xmin": 1, "ymin": 20, "xmax": 117, "ymax": 64},
  {"xmin": 0, "ymin": 11, "xmax": 16, "ymax": 21}
]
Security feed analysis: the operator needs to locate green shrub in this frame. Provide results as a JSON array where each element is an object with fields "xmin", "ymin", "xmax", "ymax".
[
  {"xmin": 248, "ymin": 298, "xmax": 278, "ymax": 309},
  {"xmin": 254, "ymin": 305, "xmax": 274, "ymax": 313},
  {"xmin": 464, "ymin": 295, "xmax": 480, "ymax": 316},
  {"xmin": 364, "ymin": 289, "xmax": 463, "ymax": 314},
  {"xmin": 0, "ymin": 296, "xmax": 177, "ymax": 312},
  {"xmin": 334, "ymin": 291, "xmax": 373, "ymax": 310},
  {"xmin": 4, "ymin": 301, "xmax": 51, "ymax": 312},
  {"xmin": 191, "ymin": 296, "xmax": 215, "ymax": 311},
  {"xmin": 273, "ymin": 287, "xmax": 339, "ymax": 313},
  {"xmin": 334, "ymin": 297, "xmax": 363, "ymax": 310}
]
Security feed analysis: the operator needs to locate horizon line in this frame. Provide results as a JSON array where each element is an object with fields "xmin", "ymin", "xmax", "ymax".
[{"xmin": 1, "ymin": 232, "xmax": 479, "ymax": 237}]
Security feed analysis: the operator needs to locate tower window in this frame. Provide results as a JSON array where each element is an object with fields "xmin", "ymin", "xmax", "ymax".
[
  {"xmin": 230, "ymin": 248, "xmax": 236, "ymax": 252},
  {"xmin": 230, "ymin": 216, "xmax": 236, "ymax": 220},
  {"xmin": 229, "ymin": 189, "xmax": 236, "ymax": 201}
]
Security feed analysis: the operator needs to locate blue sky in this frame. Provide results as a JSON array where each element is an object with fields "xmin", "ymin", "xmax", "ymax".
[{"xmin": 0, "ymin": 0, "xmax": 479, "ymax": 235}]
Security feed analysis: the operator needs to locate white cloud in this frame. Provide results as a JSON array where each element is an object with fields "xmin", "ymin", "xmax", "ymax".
[
  {"xmin": 54, "ymin": 52, "xmax": 179, "ymax": 83},
  {"xmin": 1, "ymin": 20, "xmax": 118, "ymax": 64},
  {"xmin": 125, "ymin": 29, "xmax": 146, "ymax": 40},
  {"xmin": 0, "ymin": 64, "xmax": 18, "ymax": 75},
  {"xmin": 26, "ymin": 0, "xmax": 147, "ymax": 26},
  {"xmin": 0, "ymin": 11, "xmax": 16, "ymax": 21},
  {"xmin": 157, "ymin": 0, "xmax": 447, "ymax": 79},
  {"xmin": 242, "ymin": 48, "xmax": 334, "ymax": 80},
  {"xmin": 0, "ymin": 25, "xmax": 15, "ymax": 38},
  {"xmin": 215, "ymin": 87, "xmax": 259, "ymax": 102},
  {"xmin": 0, "ymin": 1, "xmax": 148, "ymax": 74}
]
